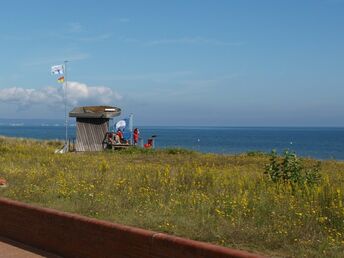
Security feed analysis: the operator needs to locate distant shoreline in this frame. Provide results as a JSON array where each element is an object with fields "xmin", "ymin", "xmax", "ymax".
[
  {"xmin": 1, "ymin": 118, "xmax": 344, "ymax": 128},
  {"xmin": 1, "ymin": 126, "xmax": 344, "ymax": 160}
]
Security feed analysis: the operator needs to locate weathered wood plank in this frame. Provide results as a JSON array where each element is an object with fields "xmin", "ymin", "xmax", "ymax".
[{"xmin": 75, "ymin": 118, "xmax": 109, "ymax": 152}]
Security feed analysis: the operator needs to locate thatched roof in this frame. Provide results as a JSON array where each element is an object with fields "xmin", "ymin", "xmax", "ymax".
[{"xmin": 69, "ymin": 105, "xmax": 121, "ymax": 119}]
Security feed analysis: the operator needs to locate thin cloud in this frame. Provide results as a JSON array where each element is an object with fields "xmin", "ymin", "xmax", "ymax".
[
  {"xmin": 121, "ymin": 73, "xmax": 240, "ymax": 101},
  {"xmin": 68, "ymin": 22, "xmax": 83, "ymax": 33},
  {"xmin": 75, "ymin": 33, "xmax": 112, "ymax": 42},
  {"xmin": 118, "ymin": 36, "xmax": 140, "ymax": 43},
  {"xmin": 24, "ymin": 53, "xmax": 90, "ymax": 67},
  {"xmin": 117, "ymin": 36, "xmax": 244, "ymax": 47},
  {"xmin": 119, "ymin": 18, "xmax": 130, "ymax": 23},
  {"xmin": 0, "ymin": 34, "xmax": 31, "ymax": 41},
  {"xmin": 145, "ymin": 37, "xmax": 245, "ymax": 46},
  {"xmin": 103, "ymin": 71, "xmax": 193, "ymax": 82},
  {"xmin": 0, "ymin": 82, "xmax": 122, "ymax": 110},
  {"xmin": 49, "ymin": 31, "xmax": 112, "ymax": 42}
]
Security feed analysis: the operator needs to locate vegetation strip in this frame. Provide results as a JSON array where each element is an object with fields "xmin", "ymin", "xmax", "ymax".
[{"xmin": 0, "ymin": 137, "xmax": 344, "ymax": 257}]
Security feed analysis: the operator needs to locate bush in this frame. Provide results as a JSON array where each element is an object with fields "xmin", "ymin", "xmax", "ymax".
[
  {"xmin": 245, "ymin": 150, "xmax": 267, "ymax": 157},
  {"xmin": 264, "ymin": 150, "xmax": 321, "ymax": 187}
]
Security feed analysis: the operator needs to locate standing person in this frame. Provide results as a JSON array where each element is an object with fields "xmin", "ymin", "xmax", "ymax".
[{"xmin": 133, "ymin": 128, "xmax": 140, "ymax": 145}]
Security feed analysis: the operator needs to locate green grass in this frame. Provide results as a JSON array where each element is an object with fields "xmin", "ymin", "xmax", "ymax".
[{"xmin": 0, "ymin": 136, "xmax": 344, "ymax": 257}]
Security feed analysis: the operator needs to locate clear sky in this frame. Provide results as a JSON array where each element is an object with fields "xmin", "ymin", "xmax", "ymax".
[{"xmin": 0, "ymin": 0, "xmax": 343, "ymax": 126}]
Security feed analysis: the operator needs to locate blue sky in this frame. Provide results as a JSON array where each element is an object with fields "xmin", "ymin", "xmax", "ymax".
[{"xmin": 0, "ymin": 0, "xmax": 344, "ymax": 126}]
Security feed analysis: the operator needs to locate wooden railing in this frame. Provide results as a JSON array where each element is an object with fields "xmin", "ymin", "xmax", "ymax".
[{"xmin": 0, "ymin": 198, "xmax": 265, "ymax": 258}]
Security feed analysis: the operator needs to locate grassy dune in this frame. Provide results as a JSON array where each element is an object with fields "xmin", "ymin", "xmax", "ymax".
[{"xmin": 0, "ymin": 137, "xmax": 344, "ymax": 257}]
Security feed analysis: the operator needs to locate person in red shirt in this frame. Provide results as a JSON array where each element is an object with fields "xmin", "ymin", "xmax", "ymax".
[{"xmin": 133, "ymin": 128, "xmax": 140, "ymax": 145}]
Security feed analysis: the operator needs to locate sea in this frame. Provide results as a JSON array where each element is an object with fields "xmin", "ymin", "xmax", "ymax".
[{"xmin": 1, "ymin": 119, "xmax": 344, "ymax": 160}]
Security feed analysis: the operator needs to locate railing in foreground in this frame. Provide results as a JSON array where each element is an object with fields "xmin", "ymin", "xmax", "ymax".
[{"xmin": 0, "ymin": 198, "xmax": 265, "ymax": 258}]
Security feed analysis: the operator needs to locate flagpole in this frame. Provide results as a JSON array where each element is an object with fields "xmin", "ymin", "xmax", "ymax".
[{"xmin": 64, "ymin": 60, "xmax": 69, "ymax": 151}]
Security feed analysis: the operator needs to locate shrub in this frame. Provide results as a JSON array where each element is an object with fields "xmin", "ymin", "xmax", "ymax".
[
  {"xmin": 245, "ymin": 150, "xmax": 267, "ymax": 157},
  {"xmin": 264, "ymin": 150, "xmax": 321, "ymax": 187}
]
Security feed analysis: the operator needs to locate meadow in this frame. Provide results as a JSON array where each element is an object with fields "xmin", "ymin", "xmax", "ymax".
[{"xmin": 0, "ymin": 137, "xmax": 344, "ymax": 257}]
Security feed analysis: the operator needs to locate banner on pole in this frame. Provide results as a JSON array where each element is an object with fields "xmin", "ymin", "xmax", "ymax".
[{"xmin": 51, "ymin": 65, "xmax": 64, "ymax": 75}]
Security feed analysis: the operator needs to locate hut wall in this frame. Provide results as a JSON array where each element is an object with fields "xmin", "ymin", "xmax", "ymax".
[{"xmin": 75, "ymin": 118, "xmax": 109, "ymax": 151}]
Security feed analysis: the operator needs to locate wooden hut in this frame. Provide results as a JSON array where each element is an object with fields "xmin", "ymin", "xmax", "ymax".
[{"xmin": 69, "ymin": 105, "xmax": 121, "ymax": 151}]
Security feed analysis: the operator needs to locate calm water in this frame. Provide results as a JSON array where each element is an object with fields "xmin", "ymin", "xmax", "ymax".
[{"xmin": 0, "ymin": 119, "xmax": 344, "ymax": 160}]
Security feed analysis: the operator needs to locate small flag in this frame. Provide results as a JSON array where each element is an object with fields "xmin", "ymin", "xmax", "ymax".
[
  {"xmin": 57, "ymin": 76, "xmax": 65, "ymax": 83},
  {"xmin": 51, "ymin": 65, "xmax": 64, "ymax": 75}
]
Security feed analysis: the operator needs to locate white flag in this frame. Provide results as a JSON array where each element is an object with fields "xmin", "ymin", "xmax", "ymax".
[
  {"xmin": 51, "ymin": 65, "xmax": 64, "ymax": 75},
  {"xmin": 115, "ymin": 120, "xmax": 126, "ymax": 131}
]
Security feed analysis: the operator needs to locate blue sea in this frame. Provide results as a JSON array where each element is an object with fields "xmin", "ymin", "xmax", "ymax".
[{"xmin": 0, "ymin": 119, "xmax": 344, "ymax": 160}]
